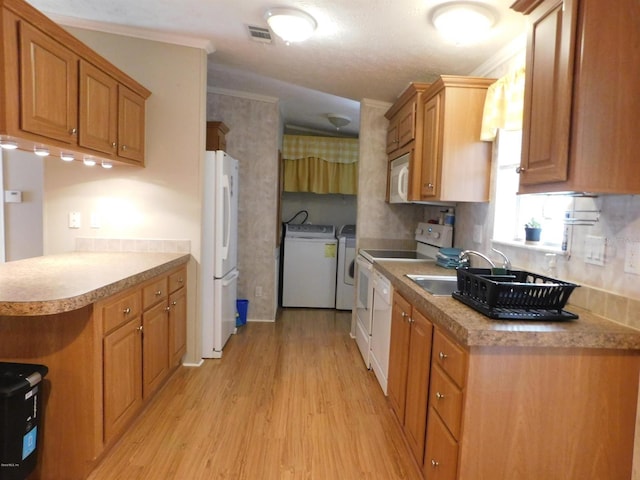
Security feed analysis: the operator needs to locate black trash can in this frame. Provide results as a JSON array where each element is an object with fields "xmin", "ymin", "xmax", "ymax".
[{"xmin": 0, "ymin": 362, "xmax": 48, "ymax": 480}]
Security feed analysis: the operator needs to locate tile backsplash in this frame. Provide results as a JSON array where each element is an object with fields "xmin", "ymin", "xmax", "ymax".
[{"xmin": 75, "ymin": 237, "xmax": 191, "ymax": 254}]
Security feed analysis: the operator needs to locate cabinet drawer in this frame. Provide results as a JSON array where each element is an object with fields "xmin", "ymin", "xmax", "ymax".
[
  {"xmin": 103, "ymin": 289, "xmax": 141, "ymax": 334},
  {"xmin": 423, "ymin": 408, "xmax": 459, "ymax": 480},
  {"xmin": 142, "ymin": 277, "xmax": 168, "ymax": 309},
  {"xmin": 430, "ymin": 365, "xmax": 463, "ymax": 440},
  {"xmin": 432, "ymin": 329, "xmax": 467, "ymax": 388},
  {"xmin": 168, "ymin": 267, "xmax": 186, "ymax": 293}
]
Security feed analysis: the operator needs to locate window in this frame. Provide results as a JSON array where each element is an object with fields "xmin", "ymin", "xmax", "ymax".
[{"xmin": 492, "ymin": 129, "xmax": 572, "ymax": 251}]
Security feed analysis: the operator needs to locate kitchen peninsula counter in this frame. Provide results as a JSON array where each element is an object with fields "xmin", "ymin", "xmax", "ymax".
[
  {"xmin": 0, "ymin": 252, "xmax": 190, "ymax": 480},
  {"xmin": 374, "ymin": 259, "xmax": 640, "ymax": 350},
  {"xmin": 0, "ymin": 252, "xmax": 189, "ymax": 316}
]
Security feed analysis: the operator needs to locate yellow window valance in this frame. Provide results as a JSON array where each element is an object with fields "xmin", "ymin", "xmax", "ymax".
[
  {"xmin": 481, "ymin": 64, "xmax": 526, "ymax": 141},
  {"xmin": 283, "ymin": 135, "xmax": 359, "ymax": 164},
  {"xmin": 282, "ymin": 135, "xmax": 359, "ymax": 194}
]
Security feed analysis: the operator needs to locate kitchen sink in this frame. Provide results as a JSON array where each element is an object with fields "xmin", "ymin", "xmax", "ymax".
[{"xmin": 406, "ymin": 274, "xmax": 458, "ymax": 296}]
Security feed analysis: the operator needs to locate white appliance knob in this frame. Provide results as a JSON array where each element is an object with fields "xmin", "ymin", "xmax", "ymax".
[{"xmin": 433, "ymin": 232, "xmax": 441, "ymax": 239}]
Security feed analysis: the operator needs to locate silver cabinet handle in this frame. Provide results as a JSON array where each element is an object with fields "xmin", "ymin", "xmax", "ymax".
[
  {"xmin": 431, "ymin": 460, "xmax": 439, "ymax": 468},
  {"xmin": 439, "ymin": 351, "xmax": 448, "ymax": 360},
  {"xmin": 112, "ymin": 142, "xmax": 117, "ymax": 148},
  {"xmin": 155, "ymin": 290, "xmax": 162, "ymax": 296},
  {"xmin": 516, "ymin": 166, "xmax": 526, "ymax": 174},
  {"xmin": 69, "ymin": 127, "xmax": 77, "ymax": 135},
  {"xmin": 137, "ymin": 325, "xmax": 143, "ymax": 332},
  {"xmin": 122, "ymin": 145, "xmax": 128, "ymax": 151},
  {"xmin": 172, "ymin": 301, "xmax": 177, "ymax": 306},
  {"xmin": 165, "ymin": 306, "xmax": 171, "ymax": 312},
  {"xmin": 436, "ymin": 392, "xmax": 445, "ymax": 400},
  {"xmin": 123, "ymin": 307, "xmax": 131, "ymax": 315}
]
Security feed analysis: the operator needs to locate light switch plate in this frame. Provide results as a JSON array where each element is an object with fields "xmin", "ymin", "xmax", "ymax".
[
  {"xmin": 625, "ymin": 242, "xmax": 640, "ymax": 275},
  {"xmin": 584, "ymin": 235, "xmax": 605, "ymax": 266}
]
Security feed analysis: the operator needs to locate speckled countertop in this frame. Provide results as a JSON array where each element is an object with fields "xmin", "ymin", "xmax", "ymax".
[
  {"xmin": 374, "ymin": 260, "xmax": 640, "ymax": 350},
  {"xmin": 0, "ymin": 252, "xmax": 190, "ymax": 316}
]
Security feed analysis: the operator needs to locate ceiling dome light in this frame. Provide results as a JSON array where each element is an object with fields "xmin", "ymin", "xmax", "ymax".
[
  {"xmin": 33, "ymin": 146, "xmax": 50, "ymax": 157},
  {"xmin": 432, "ymin": 2, "xmax": 496, "ymax": 45},
  {"xmin": 265, "ymin": 7, "xmax": 317, "ymax": 44},
  {"xmin": 0, "ymin": 139, "xmax": 18, "ymax": 150},
  {"xmin": 327, "ymin": 114, "xmax": 351, "ymax": 130}
]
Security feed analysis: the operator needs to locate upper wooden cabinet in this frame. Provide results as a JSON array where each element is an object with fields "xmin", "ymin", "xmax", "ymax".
[
  {"xmin": 206, "ymin": 121, "xmax": 229, "ymax": 151},
  {"xmin": 18, "ymin": 20, "xmax": 79, "ymax": 144},
  {"xmin": 385, "ymin": 83, "xmax": 430, "ymax": 200},
  {"xmin": 419, "ymin": 76, "xmax": 494, "ymax": 202},
  {"xmin": 513, "ymin": 0, "xmax": 640, "ymax": 194},
  {"xmin": 0, "ymin": 0, "xmax": 151, "ymax": 166},
  {"xmin": 385, "ymin": 77, "xmax": 493, "ymax": 203}
]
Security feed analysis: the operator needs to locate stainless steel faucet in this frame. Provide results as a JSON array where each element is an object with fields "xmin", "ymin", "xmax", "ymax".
[
  {"xmin": 491, "ymin": 248, "xmax": 512, "ymax": 270},
  {"xmin": 458, "ymin": 250, "xmax": 496, "ymax": 269}
]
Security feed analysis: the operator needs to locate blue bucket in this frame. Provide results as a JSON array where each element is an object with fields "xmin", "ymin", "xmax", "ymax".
[{"xmin": 236, "ymin": 299, "xmax": 248, "ymax": 327}]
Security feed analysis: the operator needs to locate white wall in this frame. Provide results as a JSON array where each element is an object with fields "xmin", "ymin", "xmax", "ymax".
[
  {"xmin": 44, "ymin": 28, "xmax": 207, "ymax": 364},
  {"xmin": 3, "ymin": 150, "xmax": 44, "ymax": 261},
  {"xmin": 281, "ymin": 192, "xmax": 356, "ymax": 227}
]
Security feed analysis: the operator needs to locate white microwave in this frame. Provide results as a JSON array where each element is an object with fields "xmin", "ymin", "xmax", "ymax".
[{"xmin": 388, "ymin": 152, "xmax": 410, "ymax": 203}]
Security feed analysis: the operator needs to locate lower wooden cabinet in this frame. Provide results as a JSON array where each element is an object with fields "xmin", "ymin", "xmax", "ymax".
[
  {"xmin": 142, "ymin": 299, "xmax": 170, "ymax": 398},
  {"xmin": 103, "ymin": 316, "xmax": 143, "ymax": 443},
  {"xmin": 169, "ymin": 286, "xmax": 187, "ymax": 367},
  {"xmin": 423, "ymin": 408, "xmax": 458, "ymax": 480},
  {"xmin": 387, "ymin": 291, "xmax": 434, "ymax": 465},
  {"xmin": 100, "ymin": 265, "xmax": 187, "ymax": 445}
]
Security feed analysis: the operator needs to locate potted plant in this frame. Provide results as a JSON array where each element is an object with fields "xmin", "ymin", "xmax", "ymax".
[{"xmin": 524, "ymin": 218, "xmax": 542, "ymax": 243}]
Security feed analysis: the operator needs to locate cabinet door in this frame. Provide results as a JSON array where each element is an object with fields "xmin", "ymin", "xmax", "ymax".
[
  {"xmin": 387, "ymin": 292, "xmax": 412, "ymax": 422},
  {"xmin": 421, "ymin": 93, "xmax": 441, "ymax": 198},
  {"xmin": 397, "ymin": 100, "xmax": 416, "ymax": 148},
  {"xmin": 386, "ymin": 121, "xmax": 400, "ymax": 154},
  {"xmin": 403, "ymin": 308, "xmax": 434, "ymax": 465},
  {"xmin": 142, "ymin": 301, "xmax": 170, "ymax": 398},
  {"xmin": 169, "ymin": 287, "xmax": 187, "ymax": 367},
  {"xmin": 104, "ymin": 316, "xmax": 143, "ymax": 443},
  {"xmin": 19, "ymin": 21, "xmax": 78, "ymax": 144},
  {"xmin": 518, "ymin": 0, "xmax": 578, "ymax": 186},
  {"xmin": 79, "ymin": 60, "xmax": 118, "ymax": 156},
  {"xmin": 118, "ymin": 85, "xmax": 146, "ymax": 164},
  {"xmin": 423, "ymin": 408, "xmax": 458, "ymax": 480}
]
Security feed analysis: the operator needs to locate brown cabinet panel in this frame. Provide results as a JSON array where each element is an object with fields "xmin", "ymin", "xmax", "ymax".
[
  {"xmin": 142, "ymin": 277, "xmax": 168, "ymax": 310},
  {"xmin": 432, "ymin": 329, "xmax": 467, "ymax": 388},
  {"xmin": 102, "ymin": 288, "xmax": 141, "ymax": 334},
  {"xmin": 420, "ymin": 93, "xmax": 440, "ymax": 197},
  {"xmin": 423, "ymin": 408, "xmax": 459, "ymax": 480},
  {"xmin": 403, "ymin": 308, "xmax": 433, "ymax": 465},
  {"xmin": 169, "ymin": 267, "xmax": 187, "ymax": 293},
  {"xmin": 142, "ymin": 300, "xmax": 170, "ymax": 398},
  {"xmin": 429, "ymin": 365, "xmax": 463, "ymax": 440},
  {"xmin": 117, "ymin": 85, "xmax": 146, "ymax": 164},
  {"xmin": 518, "ymin": 0, "xmax": 577, "ymax": 186},
  {"xmin": 169, "ymin": 287, "xmax": 187, "ymax": 367},
  {"xmin": 79, "ymin": 60, "xmax": 118, "ymax": 156},
  {"xmin": 387, "ymin": 291, "xmax": 412, "ymax": 422},
  {"xmin": 18, "ymin": 20, "xmax": 78, "ymax": 144},
  {"xmin": 103, "ymin": 316, "xmax": 143, "ymax": 443}
]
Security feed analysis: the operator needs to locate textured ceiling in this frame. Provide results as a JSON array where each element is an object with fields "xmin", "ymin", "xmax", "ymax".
[{"xmin": 26, "ymin": 0, "xmax": 526, "ymax": 136}]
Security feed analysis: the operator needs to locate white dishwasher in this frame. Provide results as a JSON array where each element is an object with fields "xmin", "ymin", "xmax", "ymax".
[
  {"xmin": 370, "ymin": 270, "xmax": 393, "ymax": 394},
  {"xmin": 282, "ymin": 224, "xmax": 337, "ymax": 308}
]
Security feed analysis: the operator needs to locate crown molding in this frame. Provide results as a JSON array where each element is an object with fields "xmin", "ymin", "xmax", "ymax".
[
  {"xmin": 45, "ymin": 12, "xmax": 215, "ymax": 53},
  {"xmin": 471, "ymin": 34, "xmax": 526, "ymax": 77}
]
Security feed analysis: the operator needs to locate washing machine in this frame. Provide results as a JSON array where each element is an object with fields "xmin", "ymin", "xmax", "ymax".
[
  {"xmin": 282, "ymin": 224, "xmax": 337, "ymax": 308},
  {"xmin": 336, "ymin": 224, "xmax": 356, "ymax": 310}
]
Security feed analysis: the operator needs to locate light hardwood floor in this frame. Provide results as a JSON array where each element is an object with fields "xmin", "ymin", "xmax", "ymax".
[{"xmin": 88, "ymin": 309, "xmax": 421, "ymax": 480}]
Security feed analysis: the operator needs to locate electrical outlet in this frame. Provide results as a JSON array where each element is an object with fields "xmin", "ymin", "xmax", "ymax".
[
  {"xmin": 584, "ymin": 235, "xmax": 605, "ymax": 266},
  {"xmin": 625, "ymin": 242, "xmax": 640, "ymax": 275},
  {"xmin": 68, "ymin": 211, "xmax": 81, "ymax": 229}
]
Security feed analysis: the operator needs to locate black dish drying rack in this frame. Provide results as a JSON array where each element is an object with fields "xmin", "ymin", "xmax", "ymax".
[{"xmin": 452, "ymin": 268, "xmax": 579, "ymax": 321}]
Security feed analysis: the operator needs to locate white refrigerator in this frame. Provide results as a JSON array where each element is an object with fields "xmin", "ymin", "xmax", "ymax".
[{"xmin": 201, "ymin": 150, "xmax": 239, "ymax": 359}]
